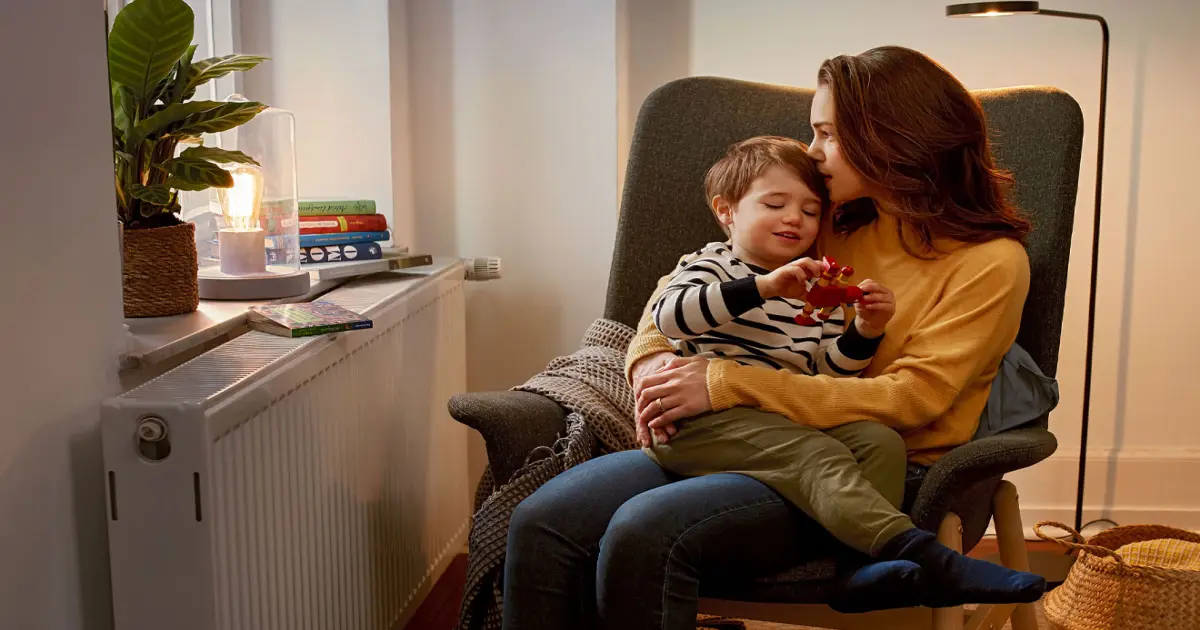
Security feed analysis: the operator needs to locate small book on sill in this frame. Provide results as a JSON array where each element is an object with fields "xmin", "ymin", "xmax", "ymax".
[
  {"xmin": 303, "ymin": 251, "xmax": 434, "ymax": 281},
  {"xmin": 247, "ymin": 302, "xmax": 373, "ymax": 338}
]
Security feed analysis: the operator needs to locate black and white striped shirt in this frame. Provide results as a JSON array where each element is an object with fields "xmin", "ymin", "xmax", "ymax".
[{"xmin": 653, "ymin": 242, "xmax": 881, "ymax": 376}]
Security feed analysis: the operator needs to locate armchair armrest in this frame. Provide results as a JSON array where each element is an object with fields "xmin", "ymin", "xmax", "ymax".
[
  {"xmin": 448, "ymin": 391, "xmax": 568, "ymax": 486},
  {"xmin": 909, "ymin": 427, "xmax": 1058, "ymax": 542}
]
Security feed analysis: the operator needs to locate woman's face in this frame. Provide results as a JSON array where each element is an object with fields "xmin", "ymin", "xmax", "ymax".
[{"xmin": 807, "ymin": 86, "xmax": 872, "ymax": 204}]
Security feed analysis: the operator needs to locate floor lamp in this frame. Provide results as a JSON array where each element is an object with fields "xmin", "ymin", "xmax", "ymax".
[{"xmin": 946, "ymin": 1, "xmax": 1109, "ymax": 534}]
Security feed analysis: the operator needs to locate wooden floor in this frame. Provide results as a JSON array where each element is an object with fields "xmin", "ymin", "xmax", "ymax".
[
  {"xmin": 405, "ymin": 539, "xmax": 1065, "ymax": 630},
  {"xmin": 407, "ymin": 554, "xmax": 468, "ymax": 630}
]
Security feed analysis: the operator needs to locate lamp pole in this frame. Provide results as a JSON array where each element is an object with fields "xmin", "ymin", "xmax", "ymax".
[{"xmin": 947, "ymin": 2, "xmax": 1109, "ymax": 532}]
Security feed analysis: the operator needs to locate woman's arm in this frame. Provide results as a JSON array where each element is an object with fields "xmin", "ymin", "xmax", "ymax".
[
  {"xmin": 709, "ymin": 254, "xmax": 1028, "ymax": 431},
  {"xmin": 641, "ymin": 250, "xmax": 1029, "ymax": 433}
]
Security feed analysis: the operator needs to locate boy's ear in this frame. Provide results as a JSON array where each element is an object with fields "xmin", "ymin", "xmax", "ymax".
[{"xmin": 712, "ymin": 195, "xmax": 734, "ymax": 227}]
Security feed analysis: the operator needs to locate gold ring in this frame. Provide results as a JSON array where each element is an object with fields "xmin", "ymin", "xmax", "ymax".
[{"xmin": 655, "ymin": 398, "xmax": 665, "ymax": 413}]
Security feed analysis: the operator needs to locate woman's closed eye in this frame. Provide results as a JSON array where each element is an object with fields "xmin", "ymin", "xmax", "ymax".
[{"xmin": 764, "ymin": 203, "xmax": 784, "ymax": 209}]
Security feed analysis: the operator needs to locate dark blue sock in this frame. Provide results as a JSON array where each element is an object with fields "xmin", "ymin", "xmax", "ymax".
[
  {"xmin": 879, "ymin": 528, "xmax": 1045, "ymax": 608},
  {"xmin": 828, "ymin": 560, "xmax": 923, "ymax": 613}
]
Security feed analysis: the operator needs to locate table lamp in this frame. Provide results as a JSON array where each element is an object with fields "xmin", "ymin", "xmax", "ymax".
[{"xmin": 195, "ymin": 99, "xmax": 310, "ymax": 301}]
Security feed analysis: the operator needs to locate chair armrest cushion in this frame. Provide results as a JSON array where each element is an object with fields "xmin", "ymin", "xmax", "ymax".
[
  {"xmin": 910, "ymin": 427, "xmax": 1058, "ymax": 534},
  {"xmin": 448, "ymin": 391, "xmax": 568, "ymax": 486}
]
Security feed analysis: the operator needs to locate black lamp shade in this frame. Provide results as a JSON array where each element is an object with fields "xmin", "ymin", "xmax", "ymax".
[{"xmin": 946, "ymin": 2, "xmax": 1040, "ymax": 17}]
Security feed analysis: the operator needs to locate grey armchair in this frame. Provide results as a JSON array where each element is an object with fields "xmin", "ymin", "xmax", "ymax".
[{"xmin": 449, "ymin": 77, "xmax": 1083, "ymax": 630}]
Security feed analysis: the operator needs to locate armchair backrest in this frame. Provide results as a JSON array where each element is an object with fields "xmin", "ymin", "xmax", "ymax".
[{"xmin": 605, "ymin": 77, "xmax": 1084, "ymax": 378}]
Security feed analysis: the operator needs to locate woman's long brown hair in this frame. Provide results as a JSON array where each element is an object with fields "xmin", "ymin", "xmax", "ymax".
[{"xmin": 818, "ymin": 46, "xmax": 1031, "ymax": 256}]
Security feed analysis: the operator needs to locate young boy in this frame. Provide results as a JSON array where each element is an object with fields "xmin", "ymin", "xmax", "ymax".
[{"xmin": 642, "ymin": 136, "xmax": 913, "ymax": 559}]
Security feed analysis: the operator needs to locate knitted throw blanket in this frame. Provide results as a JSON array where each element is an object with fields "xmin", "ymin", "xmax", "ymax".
[{"xmin": 456, "ymin": 319, "xmax": 638, "ymax": 630}]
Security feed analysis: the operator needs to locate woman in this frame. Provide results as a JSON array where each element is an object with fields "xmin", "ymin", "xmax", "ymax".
[{"xmin": 504, "ymin": 46, "xmax": 1041, "ymax": 630}]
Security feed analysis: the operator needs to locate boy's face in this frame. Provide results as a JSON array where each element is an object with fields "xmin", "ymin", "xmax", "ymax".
[{"xmin": 714, "ymin": 164, "xmax": 822, "ymax": 270}]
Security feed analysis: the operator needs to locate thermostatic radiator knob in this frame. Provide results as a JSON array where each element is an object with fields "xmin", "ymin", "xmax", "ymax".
[{"xmin": 463, "ymin": 257, "xmax": 501, "ymax": 281}]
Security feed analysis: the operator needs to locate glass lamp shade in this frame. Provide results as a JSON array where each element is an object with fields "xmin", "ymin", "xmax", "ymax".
[{"xmin": 188, "ymin": 98, "xmax": 309, "ymax": 300}]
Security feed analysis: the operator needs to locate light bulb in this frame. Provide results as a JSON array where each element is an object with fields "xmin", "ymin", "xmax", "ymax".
[
  {"xmin": 216, "ymin": 164, "xmax": 267, "ymax": 275},
  {"xmin": 218, "ymin": 165, "xmax": 264, "ymax": 230}
]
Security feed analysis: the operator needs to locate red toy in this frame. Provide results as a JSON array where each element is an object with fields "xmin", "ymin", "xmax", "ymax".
[{"xmin": 795, "ymin": 256, "xmax": 863, "ymax": 326}]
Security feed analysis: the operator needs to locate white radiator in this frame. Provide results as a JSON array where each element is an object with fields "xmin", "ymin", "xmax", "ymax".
[{"xmin": 102, "ymin": 261, "xmax": 470, "ymax": 630}]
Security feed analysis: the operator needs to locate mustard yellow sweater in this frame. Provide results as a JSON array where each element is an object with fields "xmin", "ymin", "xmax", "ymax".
[{"xmin": 626, "ymin": 212, "xmax": 1030, "ymax": 465}]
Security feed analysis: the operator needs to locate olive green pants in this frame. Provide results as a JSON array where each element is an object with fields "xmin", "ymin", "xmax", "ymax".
[{"xmin": 644, "ymin": 407, "xmax": 915, "ymax": 555}]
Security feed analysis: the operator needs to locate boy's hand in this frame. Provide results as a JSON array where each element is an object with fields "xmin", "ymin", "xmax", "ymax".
[
  {"xmin": 854, "ymin": 279, "xmax": 894, "ymax": 338},
  {"xmin": 756, "ymin": 258, "xmax": 825, "ymax": 300}
]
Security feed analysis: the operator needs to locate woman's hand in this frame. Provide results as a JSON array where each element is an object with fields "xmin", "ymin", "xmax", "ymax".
[
  {"xmin": 634, "ymin": 357, "xmax": 713, "ymax": 446},
  {"xmin": 630, "ymin": 352, "xmax": 679, "ymax": 445},
  {"xmin": 631, "ymin": 352, "xmax": 675, "ymax": 445},
  {"xmin": 630, "ymin": 351, "xmax": 674, "ymax": 393}
]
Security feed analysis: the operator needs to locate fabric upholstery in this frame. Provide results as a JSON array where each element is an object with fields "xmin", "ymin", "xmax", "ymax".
[{"xmin": 448, "ymin": 391, "xmax": 566, "ymax": 486}]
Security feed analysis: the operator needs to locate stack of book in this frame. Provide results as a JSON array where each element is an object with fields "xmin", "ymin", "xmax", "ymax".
[{"xmin": 298, "ymin": 199, "xmax": 390, "ymax": 264}]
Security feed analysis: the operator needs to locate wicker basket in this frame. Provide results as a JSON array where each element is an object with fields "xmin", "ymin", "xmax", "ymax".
[
  {"xmin": 121, "ymin": 222, "xmax": 199, "ymax": 318},
  {"xmin": 1034, "ymin": 521, "xmax": 1200, "ymax": 630}
]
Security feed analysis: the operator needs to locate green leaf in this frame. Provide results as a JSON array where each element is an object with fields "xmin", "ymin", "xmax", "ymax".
[
  {"xmin": 158, "ymin": 157, "xmax": 235, "ymax": 188},
  {"xmin": 128, "ymin": 100, "xmax": 224, "ymax": 147},
  {"xmin": 166, "ymin": 175, "xmax": 218, "ymax": 191},
  {"xmin": 168, "ymin": 101, "xmax": 268, "ymax": 137},
  {"xmin": 179, "ymin": 146, "xmax": 260, "ymax": 166},
  {"xmin": 115, "ymin": 150, "xmax": 135, "ymax": 164},
  {"xmin": 168, "ymin": 44, "xmax": 198, "ymax": 105},
  {"xmin": 112, "ymin": 85, "xmax": 135, "ymax": 141},
  {"xmin": 127, "ymin": 182, "xmax": 173, "ymax": 205},
  {"xmin": 139, "ymin": 202, "xmax": 172, "ymax": 219},
  {"xmin": 107, "ymin": 0, "xmax": 195, "ymax": 100},
  {"xmin": 186, "ymin": 54, "xmax": 269, "ymax": 93}
]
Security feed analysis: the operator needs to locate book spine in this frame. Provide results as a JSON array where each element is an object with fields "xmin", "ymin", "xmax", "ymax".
[
  {"xmin": 297, "ymin": 200, "xmax": 377, "ymax": 215},
  {"xmin": 385, "ymin": 253, "xmax": 434, "ymax": 270},
  {"xmin": 299, "ymin": 242, "xmax": 384, "ymax": 264},
  {"xmin": 298, "ymin": 231, "xmax": 390, "ymax": 248},
  {"xmin": 289, "ymin": 320, "xmax": 374, "ymax": 337},
  {"xmin": 298, "ymin": 214, "xmax": 388, "ymax": 234}
]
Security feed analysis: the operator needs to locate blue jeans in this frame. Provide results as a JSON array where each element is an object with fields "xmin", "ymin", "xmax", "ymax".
[{"xmin": 503, "ymin": 450, "xmax": 834, "ymax": 630}]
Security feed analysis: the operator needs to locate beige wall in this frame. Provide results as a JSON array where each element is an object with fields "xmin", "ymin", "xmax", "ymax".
[
  {"xmin": 403, "ymin": 0, "xmax": 621, "ymax": 497},
  {"xmin": 691, "ymin": 0, "xmax": 1200, "ymax": 526},
  {"xmin": 0, "ymin": 1, "xmax": 124, "ymax": 627},
  {"xmin": 239, "ymin": 0, "xmax": 400, "ymax": 243}
]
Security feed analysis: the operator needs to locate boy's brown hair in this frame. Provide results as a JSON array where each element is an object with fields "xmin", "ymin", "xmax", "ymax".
[{"xmin": 704, "ymin": 136, "xmax": 829, "ymax": 235}]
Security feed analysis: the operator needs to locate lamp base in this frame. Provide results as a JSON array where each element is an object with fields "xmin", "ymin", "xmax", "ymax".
[{"xmin": 198, "ymin": 266, "xmax": 311, "ymax": 301}]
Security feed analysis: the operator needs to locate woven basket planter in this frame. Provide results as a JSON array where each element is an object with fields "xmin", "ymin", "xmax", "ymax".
[
  {"xmin": 121, "ymin": 222, "xmax": 199, "ymax": 318},
  {"xmin": 1035, "ymin": 521, "xmax": 1200, "ymax": 630}
]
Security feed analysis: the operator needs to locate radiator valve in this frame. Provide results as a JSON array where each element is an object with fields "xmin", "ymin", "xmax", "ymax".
[
  {"xmin": 464, "ymin": 257, "xmax": 502, "ymax": 281},
  {"xmin": 136, "ymin": 416, "xmax": 172, "ymax": 462},
  {"xmin": 137, "ymin": 417, "xmax": 168, "ymax": 442}
]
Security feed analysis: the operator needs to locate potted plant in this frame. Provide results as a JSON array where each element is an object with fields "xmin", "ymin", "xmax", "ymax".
[{"xmin": 109, "ymin": 0, "xmax": 269, "ymax": 317}]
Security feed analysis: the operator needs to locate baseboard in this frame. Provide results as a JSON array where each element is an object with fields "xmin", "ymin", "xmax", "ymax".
[{"xmin": 998, "ymin": 447, "xmax": 1200, "ymax": 532}]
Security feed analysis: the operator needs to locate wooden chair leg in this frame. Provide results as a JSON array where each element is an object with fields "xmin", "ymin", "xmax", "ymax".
[
  {"xmin": 933, "ymin": 513, "xmax": 965, "ymax": 630},
  {"xmin": 992, "ymin": 480, "xmax": 1039, "ymax": 630}
]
